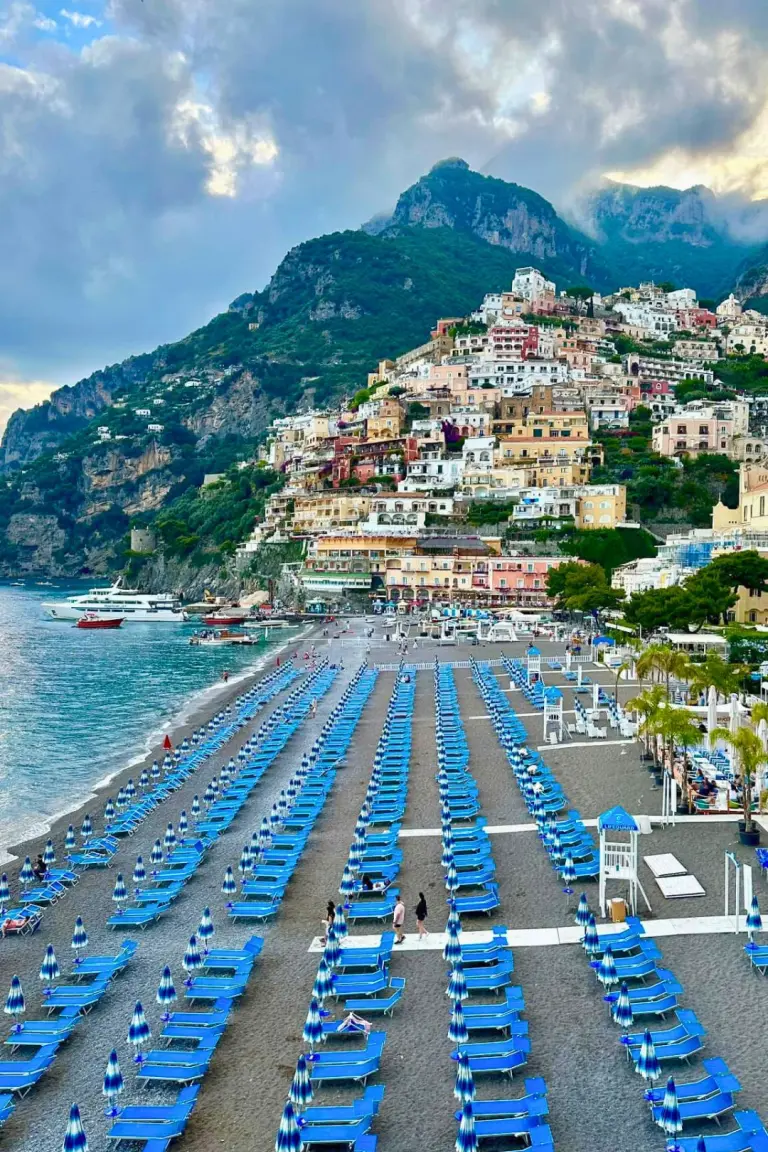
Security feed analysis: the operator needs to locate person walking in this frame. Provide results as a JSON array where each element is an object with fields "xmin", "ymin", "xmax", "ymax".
[
  {"xmin": 415, "ymin": 892, "xmax": 428, "ymax": 940},
  {"xmin": 320, "ymin": 899, "xmax": 335, "ymax": 945},
  {"xmin": 393, "ymin": 895, "xmax": 406, "ymax": 943}
]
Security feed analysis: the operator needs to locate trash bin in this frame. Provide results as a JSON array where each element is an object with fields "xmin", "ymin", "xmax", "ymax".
[{"xmin": 609, "ymin": 898, "xmax": 627, "ymax": 924}]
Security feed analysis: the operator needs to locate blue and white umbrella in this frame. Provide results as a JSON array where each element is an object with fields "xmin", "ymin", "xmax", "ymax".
[
  {"xmin": 302, "ymin": 997, "xmax": 323, "ymax": 1051},
  {"xmin": 596, "ymin": 946, "xmax": 619, "ymax": 987},
  {"xmin": 456, "ymin": 1099, "xmax": 477, "ymax": 1152},
  {"xmin": 164, "ymin": 823, "xmax": 177, "ymax": 851},
  {"xmin": 323, "ymin": 924, "xmax": 341, "ymax": 969},
  {"xmin": 288, "ymin": 1053, "xmax": 314, "ymax": 1109},
  {"xmin": 102, "ymin": 1049, "xmax": 124, "ymax": 1117},
  {"xmin": 453, "ymin": 1049, "xmax": 474, "ymax": 1103},
  {"xmin": 71, "ymin": 917, "xmax": 88, "ymax": 964},
  {"xmin": 151, "ymin": 760, "xmax": 161, "ymax": 781},
  {"xmin": 191, "ymin": 795, "xmax": 201, "ymax": 822},
  {"xmin": 182, "ymin": 935, "xmax": 203, "ymax": 986},
  {"xmin": 275, "ymin": 1100, "xmax": 301, "ymax": 1152},
  {"xmin": 150, "ymin": 840, "xmax": 164, "ymax": 868},
  {"xmin": 133, "ymin": 856, "xmax": 146, "ymax": 890},
  {"xmin": 445, "ymin": 860, "xmax": 459, "ymax": 893},
  {"xmin": 339, "ymin": 866, "xmax": 356, "ymax": 898},
  {"xmin": 636, "ymin": 1029, "xmax": 661, "ymax": 1082},
  {"xmin": 269, "ymin": 802, "xmax": 281, "ymax": 830},
  {"xmin": 747, "ymin": 895, "xmax": 763, "ymax": 948},
  {"xmin": 127, "ymin": 1001, "xmax": 150, "ymax": 1063},
  {"xmin": 696, "ymin": 1141, "xmax": 707, "ymax": 1152},
  {"xmin": 561, "ymin": 854, "xmax": 576, "ymax": 895},
  {"xmin": 178, "ymin": 811, "xmax": 188, "ymax": 838},
  {"xmin": 582, "ymin": 914, "xmax": 600, "ymax": 956},
  {"xmin": 4, "ymin": 976, "xmax": 25, "ymax": 1024},
  {"xmin": 44, "ymin": 839, "xmax": 56, "ymax": 866},
  {"xmin": 222, "ymin": 866, "xmax": 237, "ymax": 901},
  {"xmin": 333, "ymin": 904, "xmax": 348, "ymax": 942},
  {"xmin": 575, "ymin": 894, "xmax": 591, "ymax": 927},
  {"xmin": 0, "ymin": 873, "xmax": 10, "ymax": 910},
  {"xmin": 81, "ymin": 814, "xmax": 92, "ymax": 842},
  {"xmin": 198, "ymin": 907, "xmax": 215, "ymax": 951},
  {"xmin": 63, "ymin": 1103, "xmax": 88, "ymax": 1152},
  {"xmin": 139, "ymin": 769, "xmax": 149, "ymax": 789},
  {"xmin": 449, "ymin": 998, "xmax": 469, "ymax": 1047},
  {"xmin": 112, "ymin": 873, "xmax": 127, "ymax": 909},
  {"xmin": 40, "ymin": 944, "xmax": 60, "ymax": 987},
  {"xmin": 312, "ymin": 958, "xmax": 335, "ymax": 1002},
  {"xmin": 19, "ymin": 857, "xmax": 33, "ymax": 887},
  {"xmin": 104, "ymin": 798, "xmax": 115, "ymax": 822},
  {"xmin": 659, "ymin": 1076, "xmax": 682, "ymax": 1141},
  {"xmin": 447, "ymin": 960, "xmax": 468, "ymax": 1002},
  {"xmin": 611, "ymin": 982, "xmax": 634, "ymax": 1030},
  {"xmin": 65, "ymin": 825, "xmax": 76, "ymax": 853},
  {"xmin": 156, "ymin": 965, "xmax": 177, "ymax": 1021},
  {"xmin": 116, "ymin": 787, "xmax": 127, "ymax": 811},
  {"xmin": 347, "ymin": 842, "xmax": 362, "ymax": 873},
  {"xmin": 203, "ymin": 783, "xmax": 215, "ymax": 806},
  {"xmin": 249, "ymin": 830, "xmax": 261, "ymax": 864}
]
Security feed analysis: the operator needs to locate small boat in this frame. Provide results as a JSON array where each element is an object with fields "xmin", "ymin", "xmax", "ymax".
[
  {"xmin": 190, "ymin": 629, "xmax": 256, "ymax": 646},
  {"xmin": 201, "ymin": 613, "xmax": 249, "ymax": 626},
  {"xmin": 76, "ymin": 613, "xmax": 124, "ymax": 629}
]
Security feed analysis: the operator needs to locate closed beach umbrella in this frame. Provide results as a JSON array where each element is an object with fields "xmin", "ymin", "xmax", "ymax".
[
  {"xmin": 269, "ymin": 801, "xmax": 280, "ymax": 830},
  {"xmin": 302, "ymin": 997, "xmax": 323, "ymax": 1051},
  {"xmin": 456, "ymin": 1099, "xmax": 477, "ymax": 1152},
  {"xmin": 582, "ymin": 914, "xmax": 600, "ymax": 956},
  {"xmin": 203, "ymin": 783, "xmax": 215, "ymax": 806},
  {"xmin": 19, "ymin": 857, "xmax": 33, "ymax": 888},
  {"xmin": 151, "ymin": 760, "xmax": 161, "ymax": 781},
  {"xmin": 191, "ymin": 795, "xmax": 201, "ymax": 822},
  {"xmin": 275, "ymin": 1100, "xmax": 301, "ymax": 1152},
  {"xmin": 112, "ymin": 873, "xmax": 127, "ymax": 908},
  {"xmin": 636, "ymin": 1029, "xmax": 661, "ymax": 1082},
  {"xmin": 178, "ymin": 811, "xmax": 188, "ymax": 838},
  {"xmin": 63, "ymin": 1103, "xmax": 88, "ymax": 1152},
  {"xmin": 182, "ymin": 935, "xmax": 203, "ymax": 985},
  {"xmin": 449, "ymin": 998, "xmax": 469, "ymax": 1047},
  {"xmin": 102, "ymin": 1049, "xmax": 124, "ymax": 1117},
  {"xmin": 561, "ymin": 854, "xmax": 576, "ymax": 895},
  {"xmin": 445, "ymin": 859, "xmax": 459, "ymax": 892},
  {"xmin": 347, "ymin": 841, "xmax": 362, "ymax": 873},
  {"xmin": 339, "ymin": 866, "xmax": 356, "ymax": 898},
  {"xmin": 323, "ymin": 925, "xmax": 341, "ymax": 969},
  {"xmin": 164, "ymin": 823, "xmax": 176, "ymax": 851},
  {"xmin": 747, "ymin": 895, "xmax": 762, "ymax": 947},
  {"xmin": 333, "ymin": 904, "xmax": 348, "ymax": 942},
  {"xmin": 198, "ymin": 907, "xmax": 214, "ymax": 951},
  {"xmin": 696, "ymin": 1141, "xmax": 707, "ymax": 1152},
  {"xmin": 258, "ymin": 817, "xmax": 271, "ymax": 851},
  {"xmin": 40, "ymin": 944, "xmax": 60, "ymax": 986},
  {"xmin": 453, "ymin": 1049, "xmax": 474, "ymax": 1102},
  {"xmin": 238, "ymin": 844, "xmax": 252, "ymax": 877},
  {"xmin": 156, "ymin": 966, "xmax": 177, "ymax": 1021},
  {"xmin": 44, "ymin": 839, "xmax": 56, "ymax": 866},
  {"xmin": 127, "ymin": 1001, "xmax": 150, "ymax": 1062},
  {"xmin": 222, "ymin": 866, "xmax": 237, "ymax": 901},
  {"xmin": 150, "ymin": 840, "xmax": 163, "ymax": 867},
  {"xmin": 125, "ymin": 779, "xmax": 136, "ymax": 802},
  {"xmin": 312, "ymin": 957, "xmax": 334, "ymax": 1002},
  {"xmin": 249, "ymin": 831, "xmax": 261, "ymax": 863},
  {"xmin": 596, "ymin": 946, "xmax": 618, "ymax": 987},
  {"xmin": 71, "ymin": 917, "xmax": 88, "ymax": 963},
  {"xmin": 81, "ymin": 814, "xmax": 92, "ymax": 841},
  {"xmin": 660, "ymin": 1077, "xmax": 682, "ymax": 1142},
  {"xmin": 0, "ymin": 874, "xmax": 9, "ymax": 911},
  {"xmin": 139, "ymin": 769, "xmax": 149, "ymax": 789},
  {"xmin": 4, "ymin": 976, "xmax": 25, "ymax": 1025},
  {"xmin": 611, "ymin": 982, "xmax": 634, "ymax": 1030},
  {"xmin": 575, "ymin": 894, "xmax": 591, "ymax": 928},
  {"xmin": 133, "ymin": 856, "xmax": 146, "ymax": 889},
  {"xmin": 116, "ymin": 787, "xmax": 127, "ymax": 811},
  {"xmin": 104, "ymin": 799, "xmax": 115, "ymax": 822},
  {"xmin": 65, "ymin": 825, "xmax": 76, "ymax": 852},
  {"xmin": 447, "ymin": 960, "xmax": 468, "ymax": 1002},
  {"xmin": 288, "ymin": 1054, "xmax": 313, "ymax": 1109},
  {"xmin": 442, "ymin": 843, "xmax": 455, "ymax": 869}
]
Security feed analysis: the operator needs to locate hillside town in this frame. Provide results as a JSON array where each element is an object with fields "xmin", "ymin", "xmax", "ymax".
[{"xmin": 218, "ymin": 268, "xmax": 768, "ymax": 620}]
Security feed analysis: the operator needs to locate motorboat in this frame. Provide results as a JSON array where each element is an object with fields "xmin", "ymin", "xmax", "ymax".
[
  {"xmin": 201, "ymin": 612, "xmax": 250, "ymax": 626},
  {"xmin": 43, "ymin": 577, "xmax": 185, "ymax": 623},
  {"xmin": 190, "ymin": 629, "xmax": 257, "ymax": 646},
  {"xmin": 76, "ymin": 613, "xmax": 124, "ymax": 630}
]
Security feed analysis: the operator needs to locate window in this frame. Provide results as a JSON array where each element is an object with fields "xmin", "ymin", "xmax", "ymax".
[
  {"xmin": 677, "ymin": 425, "xmax": 686, "ymax": 434},
  {"xmin": 760, "ymin": 497, "xmax": 765, "ymax": 517}
]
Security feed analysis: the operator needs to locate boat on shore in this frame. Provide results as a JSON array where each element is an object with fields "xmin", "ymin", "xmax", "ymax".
[
  {"xmin": 43, "ymin": 578, "xmax": 185, "ymax": 623},
  {"xmin": 190, "ymin": 628, "xmax": 258, "ymax": 646},
  {"xmin": 201, "ymin": 612, "xmax": 251, "ymax": 626},
  {"xmin": 76, "ymin": 613, "xmax": 124, "ymax": 630}
]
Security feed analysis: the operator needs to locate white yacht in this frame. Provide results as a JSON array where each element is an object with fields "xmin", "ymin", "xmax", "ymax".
[{"xmin": 43, "ymin": 579, "xmax": 185, "ymax": 623}]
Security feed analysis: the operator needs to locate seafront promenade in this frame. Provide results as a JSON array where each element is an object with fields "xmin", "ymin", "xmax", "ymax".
[{"xmin": 1, "ymin": 626, "xmax": 767, "ymax": 1152}]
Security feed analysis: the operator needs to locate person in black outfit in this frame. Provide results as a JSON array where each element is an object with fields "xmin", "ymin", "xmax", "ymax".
[
  {"xmin": 415, "ymin": 892, "xmax": 428, "ymax": 940},
  {"xmin": 32, "ymin": 854, "xmax": 46, "ymax": 881}
]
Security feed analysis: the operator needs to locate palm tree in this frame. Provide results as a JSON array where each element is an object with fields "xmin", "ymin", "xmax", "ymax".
[
  {"xmin": 687, "ymin": 653, "xmax": 747, "ymax": 704},
  {"xmin": 625, "ymin": 685, "xmax": 667, "ymax": 769},
  {"xmin": 657, "ymin": 707, "xmax": 705, "ymax": 810},
  {"xmin": 710, "ymin": 726, "xmax": 768, "ymax": 838},
  {"xmin": 636, "ymin": 644, "xmax": 691, "ymax": 701}
]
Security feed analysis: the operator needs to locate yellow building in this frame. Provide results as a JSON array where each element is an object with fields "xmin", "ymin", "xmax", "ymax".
[
  {"xmin": 574, "ymin": 485, "xmax": 627, "ymax": 528},
  {"xmin": 384, "ymin": 537, "xmax": 502, "ymax": 602},
  {"xmin": 291, "ymin": 493, "xmax": 371, "ymax": 535}
]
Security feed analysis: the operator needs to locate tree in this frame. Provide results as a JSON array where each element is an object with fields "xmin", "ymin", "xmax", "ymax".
[
  {"xmin": 657, "ymin": 707, "xmax": 706, "ymax": 807},
  {"xmin": 684, "ymin": 567, "xmax": 738, "ymax": 629},
  {"xmin": 710, "ymin": 726, "xmax": 768, "ymax": 834},
  {"xmin": 624, "ymin": 684, "xmax": 667, "ymax": 768},
  {"xmin": 687, "ymin": 653, "xmax": 746, "ymax": 703},
  {"xmin": 636, "ymin": 644, "xmax": 691, "ymax": 699},
  {"xmin": 546, "ymin": 562, "xmax": 623, "ymax": 613},
  {"xmin": 624, "ymin": 586, "xmax": 696, "ymax": 634},
  {"xmin": 707, "ymin": 551, "xmax": 768, "ymax": 595}
]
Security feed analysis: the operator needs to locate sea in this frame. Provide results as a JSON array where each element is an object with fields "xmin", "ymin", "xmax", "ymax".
[{"xmin": 0, "ymin": 581, "xmax": 302, "ymax": 862}]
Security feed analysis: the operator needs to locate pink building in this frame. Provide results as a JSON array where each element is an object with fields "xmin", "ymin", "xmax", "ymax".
[
  {"xmin": 483, "ymin": 556, "xmax": 584, "ymax": 607},
  {"xmin": 425, "ymin": 363, "xmax": 469, "ymax": 392}
]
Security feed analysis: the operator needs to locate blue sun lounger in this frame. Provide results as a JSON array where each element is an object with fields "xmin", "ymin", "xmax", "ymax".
[
  {"xmin": 611, "ymin": 939, "xmax": 664, "ymax": 980},
  {"xmin": 450, "ymin": 882, "xmax": 500, "ymax": 916},
  {"xmin": 674, "ymin": 1111, "xmax": 768, "ymax": 1152},
  {"xmin": 462, "ymin": 1003, "xmax": 526, "ymax": 1034},
  {"xmin": 70, "ymin": 939, "xmax": 138, "ymax": 981},
  {"xmin": 454, "ymin": 1079, "xmax": 548, "ymax": 1119},
  {"xmin": 645, "ymin": 1058, "xmax": 741, "ymax": 1104},
  {"xmin": 344, "ymin": 977, "xmax": 405, "ymax": 1017},
  {"xmin": 347, "ymin": 893, "xmax": 398, "ymax": 922},
  {"xmin": 296, "ymin": 1118, "xmax": 374, "ymax": 1147},
  {"xmin": 300, "ymin": 1086, "xmax": 384, "ymax": 1126},
  {"xmin": 0, "ymin": 1043, "xmax": 59, "ymax": 1096},
  {"xmin": 228, "ymin": 897, "xmax": 281, "ymax": 923},
  {"xmin": 309, "ymin": 1053, "xmax": 384, "ymax": 1087},
  {"xmin": 461, "ymin": 927, "xmax": 510, "ymax": 963},
  {"xmin": 44, "ymin": 976, "xmax": 110, "ymax": 1014},
  {"xmin": 460, "ymin": 1041, "xmax": 531, "ymax": 1078},
  {"xmin": 183, "ymin": 977, "xmax": 249, "ymax": 1002},
  {"xmin": 331, "ymin": 971, "xmax": 389, "ymax": 999},
  {"xmin": 107, "ymin": 901, "xmax": 171, "ymax": 930},
  {"xmin": 462, "ymin": 959, "xmax": 514, "ymax": 993},
  {"xmin": 624, "ymin": 1010, "xmax": 706, "ymax": 1051},
  {"xmin": 474, "ymin": 1115, "xmax": 547, "ymax": 1142},
  {"xmin": 0, "ymin": 1094, "xmax": 14, "ymax": 1127},
  {"xmin": 653, "ymin": 1092, "xmax": 737, "ymax": 1128},
  {"xmin": 5, "ymin": 1011, "xmax": 80, "ymax": 1050},
  {"xmin": 107, "ymin": 1117, "xmax": 187, "ymax": 1147}
]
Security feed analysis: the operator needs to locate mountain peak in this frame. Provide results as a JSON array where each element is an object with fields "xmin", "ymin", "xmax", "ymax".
[{"xmin": 429, "ymin": 156, "xmax": 470, "ymax": 172}]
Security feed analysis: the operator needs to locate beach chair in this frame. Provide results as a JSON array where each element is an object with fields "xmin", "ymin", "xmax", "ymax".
[
  {"xmin": 0, "ymin": 1044, "xmax": 59, "ymax": 1096},
  {"xmin": 612, "ymin": 940, "xmax": 664, "ymax": 981},
  {"xmin": 70, "ymin": 939, "xmax": 138, "ymax": 981},
  {"xmin": 183, "ymin": 977, "xmax": 250, "ymax": 1002},
  {"xmin": 331, "ymin": 971, "xmax": 389, "ymax": 999},
  {"xmin": 674, "ymin": 1111, "xmax": 768, "ymax": 1152},
  {"xmin": 473, "ymin": 1115, "xmax": 546, "ymax": 1142},
  {"xmin": 461, "ymin": 927, "xmax": 511, "ymax": 963},
  {"xmin": 454, "ymin": 1079, "xmax": 548, "ymax": 1119},
  {"xmin": 462, "ymin": 959, "xmax": 514, "ymax": 994},
  {"xmin": 5, "ymin": 1012, "xmax": 80, "ymax": 1051},
  {"xmin": 297, "ymin": 1117, "xmax": 374, "ymax": 1147},
  {"xmin": 300, "ymin": 1086, "xmax": 384, "ymax": 1126},
  {"xmin": 451, "ymin": 882, "xmax": 500, "ymax": 916},
  {"xmin": 0, "ymin": 1094, "xmax": 14, "ymax": 1127},
  {"xmin": 653, "ymin": 1092, "xmax": 737, "ymax": 1128},
  {"xmin": 228, "ymin": 897, "xmax": 282, "ymax": 923},
  {"xmin": 347, "ymin": 893, "xmax": 398, "ymax": 923},
  {"xmin": 309, "ymin": 1051, "xmax": 384, "ymax": 1087},
  {"xmin": 44, "ymin": 976, "xmax": 110, "ymax": 1015},
  {"xmin": 645, "ymin": 1058, "xmax": 741, "ymax": 1103},
  {"xmin": 107, "ymin": 901, "xmax": 172, "ymax": 930},
  {"xmin": 344, "ymin": 977, "xmax": 405, "ymax": 1017},
  {"xmin": 460, "ymin": 1041, "xmax": 531, "ymax": 1078},
  {"xmin": 106, "ymin": 1117, "xmax": 187, "ymax": 1147}
]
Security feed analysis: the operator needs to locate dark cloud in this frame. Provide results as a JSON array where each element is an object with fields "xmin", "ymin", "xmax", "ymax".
[{"xmin": 3, "ymin": 0, "xmax": 768, "ymax": 410}]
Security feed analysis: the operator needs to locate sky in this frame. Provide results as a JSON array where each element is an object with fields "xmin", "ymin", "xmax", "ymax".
[{"xmin": 5, "ymin": 0, "xmax": 768, "ymax": 429}]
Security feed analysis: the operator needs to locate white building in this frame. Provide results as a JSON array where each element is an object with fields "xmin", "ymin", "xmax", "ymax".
[
  {"xmin": 360, "ymin": 494, "xmax": 454, "ymax": 534},
  {"xmin": 470, "ymin": 358, "xmax": 570, "ymax": 393},
  {"xmin": 399, "ymin": 454, "xmax": 464, "ymax": 492},
  {"xmin": 611, "ymin": 557, "xmax": 688, "ymax": 595},
  {"xmin": 716, "ymin": 294, "xmax": 742, "ymax": 320},
  {"xmin": 511, "ymin": 267, "xmax": 555, "ymax": 301},
  {"xmin": 613, "ymin": 301, "xmax": 679, "ymax": 335}
]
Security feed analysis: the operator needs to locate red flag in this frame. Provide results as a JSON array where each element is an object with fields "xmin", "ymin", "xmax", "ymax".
[{"xmin": 163, "ymin": 735, "xmax": 172, "ymax": 750}]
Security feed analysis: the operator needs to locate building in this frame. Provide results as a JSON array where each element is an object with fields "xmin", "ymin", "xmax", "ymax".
[
  {"xmin": 291, "ymin": 493, "xmax": 371, "ymax": 535},
  {"xmin": 611, "ymin": 557, "xmax": 687, "ymax": 595},
  {"xmin": 360, "ymin": 494, "xmax": 454, "ymax": 533},
  {"xmin": 652, "ymin": 400, "xmax": 749, "ymax": 459}
]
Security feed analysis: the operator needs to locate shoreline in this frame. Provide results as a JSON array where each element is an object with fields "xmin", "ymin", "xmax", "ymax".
[{"xmin": 3, "ymin": 623, "xmax": 315, "ymax": 868}]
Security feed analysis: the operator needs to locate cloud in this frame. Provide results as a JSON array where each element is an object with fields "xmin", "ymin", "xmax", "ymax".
[
  {"xmin": 7, "ymin": 0, "xmax": 768, "ymax": 418},
  {"xmin": 0, "ymin": 376, "xmax": 55, "ymax": 435}
]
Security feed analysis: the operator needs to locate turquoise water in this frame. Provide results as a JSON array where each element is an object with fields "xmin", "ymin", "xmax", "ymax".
[{"xmin": 0, "ymin": 582, "xmax": 300, "ymax": 859}]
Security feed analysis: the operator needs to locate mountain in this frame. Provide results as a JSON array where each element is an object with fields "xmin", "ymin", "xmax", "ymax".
[
  {"xmin": 575, "ymin": 181, "xmax": 758, "ymax": 299},
  {"xmin": 3, "ymin": 158, "xmax": 768, "ymax": 582}
]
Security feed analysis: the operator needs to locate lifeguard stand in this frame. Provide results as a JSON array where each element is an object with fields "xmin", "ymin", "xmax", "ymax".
[
  {"xmin": 526, "ymin": 646, "xmax": 541, "ymax": 682},
  {"xmin": 598, "ymin": 805, "xmax": 651, "ymax": 917},
  {"xmin": 543, "ymin": 686, "xmax": 563, "ymax": 743}
]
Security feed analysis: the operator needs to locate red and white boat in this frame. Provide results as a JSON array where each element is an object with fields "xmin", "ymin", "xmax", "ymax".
[
  {"xmin": 76, "ymin": 612, "xmax": 124, "ymax": 629},
  {"xmin": 201, "ymin": 612, "xmax": 248, "ymax": 626}
]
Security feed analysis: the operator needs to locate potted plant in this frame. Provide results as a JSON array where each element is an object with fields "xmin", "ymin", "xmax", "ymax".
[
  {"xmin": 625, "ymin": 685, "xmax": 666, "ymax": 780},
  {"xmin": 710, "ymin": 725, "xmax": 768, "ymax": 846}
]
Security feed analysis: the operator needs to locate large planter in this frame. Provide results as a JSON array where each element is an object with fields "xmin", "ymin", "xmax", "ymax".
[
  {"xmin": 653, "ymin": 771, "xmax": 663, "ymax": 787},
  {"xmin": 739, "ymin": 826, "xmax": 761, "ymax": 846}
]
